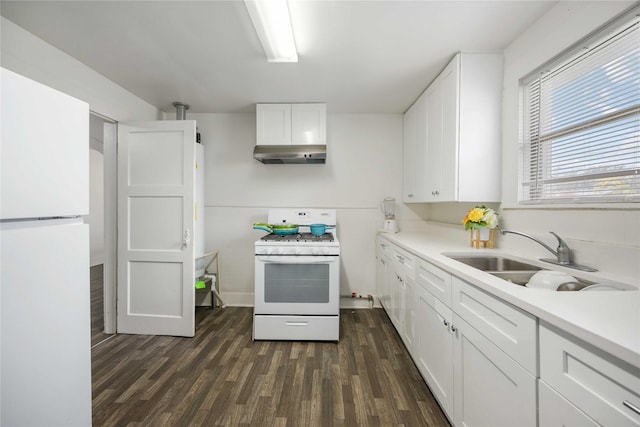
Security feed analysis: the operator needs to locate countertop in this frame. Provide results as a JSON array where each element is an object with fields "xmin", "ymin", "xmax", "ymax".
[{"xmin": 378, "ymin": 231, "xmax": 640, "ymax": 369}]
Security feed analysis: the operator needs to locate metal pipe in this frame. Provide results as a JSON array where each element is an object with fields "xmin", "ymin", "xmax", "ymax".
[{"xmin": 172, "ymin": 102, "xmax": 189, "ymax": 120}]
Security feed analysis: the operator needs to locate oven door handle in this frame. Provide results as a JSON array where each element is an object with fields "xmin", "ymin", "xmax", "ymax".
[{"xmin": 256, "ymin": 255, "xmax": 338, "ymax": 264}]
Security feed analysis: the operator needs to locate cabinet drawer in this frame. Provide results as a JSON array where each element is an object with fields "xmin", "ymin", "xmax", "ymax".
[
  {"xmin": 376, "ymin": 237, "xmax": 393, "ymax": 259},
  {"xmin": 539, "ymin": 380, "xmax": 599, "ymax": 427},
  {"xmin": 392, "ymin": 246, "xmax": 415, "ymax": 279},
  {"xmin": 452, "ymin": 277, "xmax": 537, "ymax": 374},
  {"xmin": 540, "ymin": 322, "xmax": 640, "ymax": 426},
  {"xmin": 416, "ymin": 259, "xmax": 452, "ymax": 305},
  {"xmin": 253, "ymin": 315, "xmax": 339, "ymax": 341}
]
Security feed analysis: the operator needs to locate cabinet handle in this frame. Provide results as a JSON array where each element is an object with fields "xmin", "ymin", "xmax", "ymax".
[
  {"xmin": 408, "ymin": 194, "xmax": 414, "ymax": 198},
  {"xmin": 450, "ymin": 325, "xmax": 457, "ymax": 332},
  {"xmin": 285, "ymin": 321, "xmax": 309, "ymax": 327},
  {"xmin": 623, "ymin": 400, "xmax": 640, "ymax": 416},
  {"xmin": 443, "ymin": 320, "xmax": 449, "ymax": 327},
  {"xmin": 435, "ymin": 190, "xmax": 440, "ymax": 196}
]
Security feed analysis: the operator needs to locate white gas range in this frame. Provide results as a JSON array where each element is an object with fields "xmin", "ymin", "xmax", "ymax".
[{"xmin": 253, "ymin": 208, "xmax": 340, "ymax": 341}]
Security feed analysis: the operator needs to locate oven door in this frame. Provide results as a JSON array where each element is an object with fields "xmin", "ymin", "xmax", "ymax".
[{"xmin": 254, "ymin": 255, "xmax": 339, "ymax": 315}]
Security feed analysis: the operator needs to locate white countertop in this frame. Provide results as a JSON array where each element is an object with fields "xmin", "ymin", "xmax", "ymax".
[{"xmin": 379, "ymin": 231, "xmax": 640, "ymax": 369}]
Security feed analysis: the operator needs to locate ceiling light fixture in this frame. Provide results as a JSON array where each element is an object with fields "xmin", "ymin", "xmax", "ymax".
[{"xmin": 244, "ymin": 0, "xmax": 298, "ymax": 63}]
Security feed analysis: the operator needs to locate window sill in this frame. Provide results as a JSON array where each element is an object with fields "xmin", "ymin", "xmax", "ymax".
[{"xmin": 501, "ymin": 203, "xmax": 640, "ymax": 211}]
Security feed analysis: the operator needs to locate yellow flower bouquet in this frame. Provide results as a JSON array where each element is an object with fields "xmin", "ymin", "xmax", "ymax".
[{"xmin": 461, "ymin": 205, "xmax": 499, "ymax": 231}]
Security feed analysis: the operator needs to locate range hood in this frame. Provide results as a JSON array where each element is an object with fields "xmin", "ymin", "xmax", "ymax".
[{"xmin": 253, "ymin": 144, "xmax": 326, "ymax": 164}]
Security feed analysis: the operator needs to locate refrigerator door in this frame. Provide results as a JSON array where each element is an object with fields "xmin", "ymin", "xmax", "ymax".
[
  {"xmin": 1, "ymin": 68, "xmax": 89, "ymax": 219},
  {"xmin": 1, "ymin": 220, "xmax": 91, "ymax": 426}
]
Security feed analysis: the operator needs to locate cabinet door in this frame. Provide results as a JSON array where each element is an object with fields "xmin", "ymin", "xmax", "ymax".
[
  {"xmin": 540, "ymin": 323, "xmax": 640, "ymax": 426},
  {"xmin": 402, "ymin": 277, "xmax": 417, "ymax": 354},
  {"xmin": 539, "ymin": 380, "xmax": 599, "ymax": 427},
  {"xmin": 453, "ymin": 315, "xmax": 536, "ymax": 427},
  {"xmin": 376, "ymin": 253, "xmax": 390, "ymax": 308},
  {"xmin": 424, "ymin": 79, "xmax": 443, "ymax": 201},
  {"xmin": 403, "ymin": 102, "xmax": 417, "ymax": 202},
  {"xmin": 256, "ymin": 104, "xmax": 292, "ymax": 145},
  {"xmin": 291, "ymin": 103, "xmax": 326, "ymax": 145},
  {"xmin": 438, "ymin": 55, "xmax": 460, "ymax": 201},
  {"xmin": 389, "ymin": 270, "xmax": 402, "ymax": 330},
  {"xmin": 416, "ymin": 286, "xmax": 454, "ymax": 417}
]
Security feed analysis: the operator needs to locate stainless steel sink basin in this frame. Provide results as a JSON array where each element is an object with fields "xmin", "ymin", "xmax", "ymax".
[
  {"xmin": 488, "ymin": 271, "xmax": 537, "ymax": 286},
  {"xmin": 444, "ymin": 254, "xmax": 630, "ymax": 291},
  {"xmin": 445, "ymin": 255, "xmax": 542, "ymax": 272}
]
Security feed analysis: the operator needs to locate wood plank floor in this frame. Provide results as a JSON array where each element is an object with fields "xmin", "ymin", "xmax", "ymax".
[
  {"xmin": 90, "ymin": 269, "xmax": 450, "ymax": 426},
  {"xmin": 91, "ymin": 264, "xmax": 114, "ymax": 347}
]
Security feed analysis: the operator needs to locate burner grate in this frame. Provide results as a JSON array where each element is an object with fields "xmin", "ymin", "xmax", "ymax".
[{"xmin": 260, "ymin": 232, "xmax": 334, "ymax": 243}]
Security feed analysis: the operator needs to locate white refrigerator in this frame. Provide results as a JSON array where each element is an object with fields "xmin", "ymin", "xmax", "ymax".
[{"xmin": 1, "ymin": 68, "xmax": 92, "ymax": 426}]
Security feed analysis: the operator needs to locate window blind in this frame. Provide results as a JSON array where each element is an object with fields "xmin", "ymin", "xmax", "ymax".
[{"xmin": 520, "ymin": 15, "xmax": 639, "ymax": 203}]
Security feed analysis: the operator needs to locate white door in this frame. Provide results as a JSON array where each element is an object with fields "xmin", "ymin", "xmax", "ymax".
[{"xmin": 117, "ymin": 120, "xmax": 196, "ymax": 337}]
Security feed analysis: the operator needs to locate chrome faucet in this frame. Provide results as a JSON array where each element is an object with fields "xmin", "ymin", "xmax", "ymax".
[{"xmin": 499, "ymin": 230, "xmax": 597, "ymax": 272}]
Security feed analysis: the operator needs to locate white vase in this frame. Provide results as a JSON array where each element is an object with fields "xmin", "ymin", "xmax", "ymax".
[{"xmin": 478, "ymin": 227, "xmax": 491, "ymax": 240}]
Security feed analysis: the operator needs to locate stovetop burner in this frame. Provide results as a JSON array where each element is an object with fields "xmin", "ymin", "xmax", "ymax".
[{"xmin": 260, "ymin": 232, "xmax": 335, "ymax": 243}]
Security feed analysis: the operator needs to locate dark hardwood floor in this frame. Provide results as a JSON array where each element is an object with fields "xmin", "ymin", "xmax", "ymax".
[
  {"xmin": 90, "ymin": 268, "xmax": 450, "ymax": 426},
  {"xmin": 91, "ymin": 264, "xmax": 114, "ymax": 347}
]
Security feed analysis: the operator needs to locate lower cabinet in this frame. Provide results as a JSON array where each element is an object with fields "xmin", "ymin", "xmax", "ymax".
[
  {"xmin": 452, "ymin": 315, "xmax": 536, "ymax": 427},
  {"xmin": 539, "ymin": 322, "xmax": 640, "ymax": 426},
  {"xmin": 415, "ymin": 284, "xmax": 536, "ymax": 426},
  {"xmin": 538, "ymin": 380, "xmax": 599, "ymax": 427},
  {"xmin": 416, "ymin": 285, "xmax": 454, "ymax": 416},
  {"xmin": 401, "ymin": 276, "xmax": 417, "ymax": 354},
  {"xmin": 376, "ymin": 237, "xmax": 639, "ymax": 427}
]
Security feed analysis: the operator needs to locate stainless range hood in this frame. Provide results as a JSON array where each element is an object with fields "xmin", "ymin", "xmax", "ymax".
[{"xmin": 253, "ymin": 144, "xmax": 326, "ymax": 164}]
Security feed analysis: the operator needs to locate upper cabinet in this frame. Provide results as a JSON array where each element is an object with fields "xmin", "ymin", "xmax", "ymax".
[
  {"xmin": 256, "ymin": 103, "xmax": 326, "ymax": 145},
  {"xmin": 403, "ymin": 53, "xmax": 503, "ymax": 203}
]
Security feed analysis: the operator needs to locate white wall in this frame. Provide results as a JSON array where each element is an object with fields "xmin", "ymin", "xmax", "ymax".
[
  {"xmin": 187, "ymin": 112, "xmax": 424, "ymax": 306},
  {"xmin": 1, "ymin": 17, "xmax": 160, "ymax": 121},
  {"xmin": 497, "ymin": 1, "xmax": 639, "ymax": 283}
]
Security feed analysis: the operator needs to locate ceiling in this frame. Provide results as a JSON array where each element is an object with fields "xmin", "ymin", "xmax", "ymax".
[{"xmin": 1, "ymin": 1, "xmax": 556, "ymax": 114}]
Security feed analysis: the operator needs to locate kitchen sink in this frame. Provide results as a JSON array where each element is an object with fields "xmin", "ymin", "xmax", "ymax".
[
  {"xmin": 487, "ymin": 271, "xmax": 538, "ymax": 286},
  {"xmin": 444, "ymin": 255, "xmax": 542, "ymax": 272},
  {"xmin": 444, "ymin": 253, "xmax": 632, "ymax": 291}
]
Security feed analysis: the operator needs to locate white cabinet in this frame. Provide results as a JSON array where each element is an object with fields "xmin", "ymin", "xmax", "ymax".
[
  {"xmin": 401, "ymin": 276, "xmax": 417, "ymax": 354},
  {"xmin": 452, "ymin": 277, "xmax": 537, "ymax": 374},
  {"xmin": 402, "ymin": 92, "xmax": 427, "ymax": 202},
  {"xmin": 375, "ymin": 239, "xmax": 392, "ymax": 308},
  {"xmin": 416, "ymin": 258, "xmax": 452, "ymax": 305},
  {"xmin": 402, "ymin": 52, "xmax": 502, "ymax": 202},
  {"xmin": 416, "ymin": 284, "xmax": 454, "ymax": 416},
  {"xmin": 411, "ymin": 256, "xmax": 537, "ymax": 426},
  {"xmin": 376, "ymin": 237, "xmax": 417, "ymax": 353},
  {"xmin": 256, "ymin": 103, "xmax": 326, "ymax": 145},
  {"xmin": 539, "ymin": 380, "xmax": 599, "ymax": 427},
  {"xmin": 540, "ymin": 322, "xmax": 640, "ymax": 426},
  {"xmin": 452, "ymin": 314, "xmax": 537, "ymax": 427}
]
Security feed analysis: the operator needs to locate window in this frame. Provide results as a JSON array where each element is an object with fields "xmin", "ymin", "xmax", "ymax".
[{"xmin": 520, "ymin": 12, "xmax": 639, "ymax": 204}]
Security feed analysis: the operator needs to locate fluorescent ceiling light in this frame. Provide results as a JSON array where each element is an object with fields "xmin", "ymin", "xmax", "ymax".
[{"xmin": 245, "ymin": 0, "xmax": 298, "ymax": 63}]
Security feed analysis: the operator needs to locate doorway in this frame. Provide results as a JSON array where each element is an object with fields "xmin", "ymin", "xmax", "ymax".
[{"xmin": 88, "ymin": 112, "xmax": 117, "ymax": 344}]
